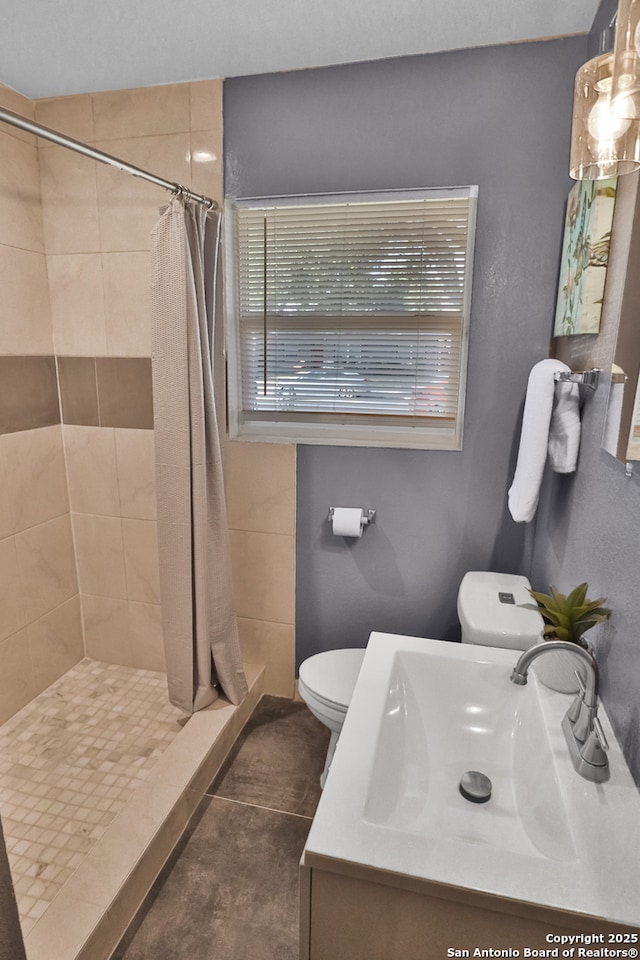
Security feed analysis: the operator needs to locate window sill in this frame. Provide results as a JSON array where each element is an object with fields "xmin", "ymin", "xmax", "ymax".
[{"xmin": 229, "ymin": 418, "xmax": 463, "ymax": 450}]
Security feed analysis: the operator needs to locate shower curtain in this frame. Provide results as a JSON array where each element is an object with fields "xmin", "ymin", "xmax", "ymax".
[{"xmin": 151, "ymin": 196, "xmax": 248, "ymax": 712}]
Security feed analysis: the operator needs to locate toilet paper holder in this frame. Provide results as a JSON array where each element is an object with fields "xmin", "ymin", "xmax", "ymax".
[{"xmin": 327, "ymin": 507, "xmax": 376, "ymax": 525}]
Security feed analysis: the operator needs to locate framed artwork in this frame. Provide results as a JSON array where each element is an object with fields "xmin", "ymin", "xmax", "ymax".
[{"xmin": 553, "ymin": 177, "xmax": 617, "ymax": 336}]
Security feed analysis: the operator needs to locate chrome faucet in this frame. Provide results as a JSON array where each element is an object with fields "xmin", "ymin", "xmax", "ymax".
[{"xmin": 510, "ymin": 641, "xmax": 609, "ymax": 783}]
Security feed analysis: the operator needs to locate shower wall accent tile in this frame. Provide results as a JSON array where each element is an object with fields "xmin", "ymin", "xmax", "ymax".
[
  {"xmin": 14, "ymin": 514, "xmax": 78, "ymax": 622},
  {"xmin": 47, "ymin": 253, "xmax": 108, "ymax": 355},
  {"xmin": 0, "ymin": 357, "xmax": 154, "ymax": 433},
  {"xmin": 122, "ymin": 519, "xmax": 161, "ymax": 604},
  {"xmin": 0, "ymin": 130, "xmax": 43, "ymax": 253},
  {"xmin": 0, "ymin": 426, "xmax": 69, "ymax": 533},
  {"xmin": 0, "ymin": 246, "xmax": 53, "ymax": 355},
  {"xmin": 102, "ymin": 252, "xmax": 152, "ymax": 356},
  {"xmin": 115, "ymin": 429, "xmax": 157, "ymax": 521},
  {"xmin": 0, "ymin": 356, "xmax": 59, "ymax": 435},
  {"xmin": 92, "ymin": 84, "xmax": 191, "ymax": 141},
  {"xmin": 57, "ymin": 356, "xmax": 99, "ymax": 426},
  {"xmin": 72, "ymin": 514, "xmax": 127, "ymax": 599},
  {"xmin": 26, "ymin": 595, "xmax": 84, "ymax": 692},
  {"xmin": 38, "ymin": 147, "xmax": 100, "ymax": 255},
  {"xmin": 63, "ymin": 424, "xmax": 120, "ymax": 516},
  {"xmin": 96, "ymin": 357, "xmax": 154, "ymax": 429}
]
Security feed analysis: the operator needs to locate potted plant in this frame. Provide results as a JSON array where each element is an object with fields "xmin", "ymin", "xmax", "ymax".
[{"xmin": 528, "ymin": 582, "xmax": 611, "ymax": 693}]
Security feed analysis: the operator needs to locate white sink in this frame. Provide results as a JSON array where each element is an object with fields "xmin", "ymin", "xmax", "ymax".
[
  {"xmin": 364, "ymin": 646, "xmax": 576, "ymax": 862},
  {"xmin": 304, "ymin": 633, "xmax": 640, "ymax": 928}
]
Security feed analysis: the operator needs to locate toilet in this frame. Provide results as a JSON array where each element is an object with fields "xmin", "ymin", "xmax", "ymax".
[
  {"xmin": 298, "ymin": 648, "xmax": 365, "ymax": 788},
  {"xmin": 298, "ymin": 571, "xmax": 543, "ymax": 787},
  {"xmin": 457, "ymin": 571, "xmax": 543, "ymax": 651}
]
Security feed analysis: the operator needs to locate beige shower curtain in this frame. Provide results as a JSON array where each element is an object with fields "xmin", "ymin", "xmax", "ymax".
[{"xmin": 151, "ymin": 196, "xmax": 248, "ymax": 712}]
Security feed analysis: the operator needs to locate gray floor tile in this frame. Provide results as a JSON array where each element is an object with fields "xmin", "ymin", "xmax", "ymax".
[
  {"xmin": 112, "ymin": 695, "xmax": 329, "ymax": 960},
  {"xmin": 113, "ymin": 796, "xmax": 311, "ymax": 960},
  {"xmin": 208, "ymin": 696, "xmax": 329, "ymax": 818}
]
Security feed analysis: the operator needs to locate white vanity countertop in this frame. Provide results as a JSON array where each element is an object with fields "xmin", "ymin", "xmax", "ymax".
[{"xmin": 303, "ymin": 633, "xmax": 640, "ymax": 929}]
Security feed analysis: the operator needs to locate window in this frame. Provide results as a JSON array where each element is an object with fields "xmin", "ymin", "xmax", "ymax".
[{"xmin": 224, "ymin": 187, "xmax": 477, "ymax": 449}]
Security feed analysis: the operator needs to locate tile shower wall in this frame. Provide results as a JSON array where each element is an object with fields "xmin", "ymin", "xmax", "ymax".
[
  {"xmin": 33, "ymin": 83, "xmax": 297, "ymax": 691},
  {"xmin": 223, "ymin": 442, "xmax": 297, "ymax": 697},
  {"xmin": 0, "ymin": 84, "xmax": 82, "ymax": 724},
  {"xmin": 0, "ymin": 76, "xmax": 295, "ymax": 708},
  {"xmin": 33, "ymin": 81, "xmax": 225, "ymax": 673}
]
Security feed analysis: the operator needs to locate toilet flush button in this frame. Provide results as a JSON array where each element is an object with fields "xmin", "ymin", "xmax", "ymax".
[{"xmin": 459, "ymin": 770, "xmax": 492, "ymax": 803}]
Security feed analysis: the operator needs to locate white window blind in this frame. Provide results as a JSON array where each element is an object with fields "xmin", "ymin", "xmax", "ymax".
[{"xmin": 225, "ymin": 187, "xmax": 477, "ymax": 448}]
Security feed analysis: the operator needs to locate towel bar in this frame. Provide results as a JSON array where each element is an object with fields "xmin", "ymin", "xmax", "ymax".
[{"xmin": 553, "ymin": 368, "xmax": 600, "ymax": 390}]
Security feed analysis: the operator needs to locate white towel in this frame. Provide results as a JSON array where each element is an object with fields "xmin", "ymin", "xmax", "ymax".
[
  {"xmin": 508, "ymin": 359, "xmax": 581, "ymax": 523},
  {"xmin": 548, "ymin": 379, "xmax": 581, "ymax": 473}
]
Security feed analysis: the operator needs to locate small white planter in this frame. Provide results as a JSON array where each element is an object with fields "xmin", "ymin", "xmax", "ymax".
[{"xmin": 531, "ymin": 642, "xmax": 589, "ymax": 694}]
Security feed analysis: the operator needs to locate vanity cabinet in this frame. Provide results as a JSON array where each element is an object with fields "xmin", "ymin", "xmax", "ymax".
[{"xmin": 299, "ymin": 854, "xmax": 638, "ymax": 960}]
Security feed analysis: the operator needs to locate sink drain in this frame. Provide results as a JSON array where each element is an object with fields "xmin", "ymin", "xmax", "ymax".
[{"xmin": 459, "ymin": 770, "xmax": 492, "ymax": 804}]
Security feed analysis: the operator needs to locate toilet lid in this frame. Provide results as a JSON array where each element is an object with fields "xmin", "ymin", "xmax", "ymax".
[{"xmin": 298, "ymin": 648, "xmax": 366, "ymax": 709}]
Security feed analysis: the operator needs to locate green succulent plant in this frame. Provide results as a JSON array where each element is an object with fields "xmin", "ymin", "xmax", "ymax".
[{"xmin": 528, "ymin": 582, "xmax": 611, "ymax": 646}]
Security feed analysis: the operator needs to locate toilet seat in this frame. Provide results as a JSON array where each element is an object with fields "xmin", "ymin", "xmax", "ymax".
[{"xmin": 298, "ymin": 648, "xmax": 365, "ymax": 710}]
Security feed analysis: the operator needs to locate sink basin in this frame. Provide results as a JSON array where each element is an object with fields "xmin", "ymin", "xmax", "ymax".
[
  {"xmin": 364, "ymin": 646, "xmax": 576, "ymax": 862},
  {"xmin": 304, "ymin": 632, "xmax": 640, "ymax": 928}
]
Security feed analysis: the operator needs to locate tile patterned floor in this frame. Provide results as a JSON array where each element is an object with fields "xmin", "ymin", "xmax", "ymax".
[
  {"xmin": 113, "ymin": 696, "xmax": 330, "ymax": 960},
  {"xmin": 0, "ymin": 658, "xmax": 184, "ymax": 935}
]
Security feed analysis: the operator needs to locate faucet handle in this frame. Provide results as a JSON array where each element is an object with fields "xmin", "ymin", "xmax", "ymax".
[
  {"xmin": 567, "ymin": 671, "xmax": 587, "ymax": 725},
  {"xmin": 579, "ymin": 713, "xmax": 610, "ymax": 769},
  {"xmin": 592, "ymin": 714, "xmax": 609, "ymax": 752}
]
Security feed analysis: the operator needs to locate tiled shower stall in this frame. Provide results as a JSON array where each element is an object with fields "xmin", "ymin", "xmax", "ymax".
[{"xmin": 0, "ymin": 78, "xmax": 295, "ymax": 954}]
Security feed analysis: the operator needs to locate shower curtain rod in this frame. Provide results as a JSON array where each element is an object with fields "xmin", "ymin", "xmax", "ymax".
[{"xmin": 0, "ymin": 106, "xmax": 218, "ymax": 209}]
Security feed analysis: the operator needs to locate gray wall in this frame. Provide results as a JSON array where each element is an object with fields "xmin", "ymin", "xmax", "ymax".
[
  {"xmin": 225, "ymin": 36, "xmax": 588, "ymax": 661},
  {"xmin": 531, "ymin": 0, "xmax": 640, "ymax": 785}
]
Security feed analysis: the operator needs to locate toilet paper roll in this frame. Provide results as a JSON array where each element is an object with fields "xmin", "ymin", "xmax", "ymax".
[{"xmin": 331, "ymin": 507, "xmax": 364, "ymax": 538}]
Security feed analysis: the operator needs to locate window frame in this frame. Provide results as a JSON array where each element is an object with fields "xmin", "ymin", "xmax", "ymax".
[{"xmin": 224, "ymin": 186, "xmax": 478, "ymax": 449}]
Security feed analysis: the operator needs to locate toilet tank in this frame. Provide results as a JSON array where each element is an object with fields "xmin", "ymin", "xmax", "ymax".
[{"xmin": 457, "ymin": 571, "xmax": 543, "ymax": 651}]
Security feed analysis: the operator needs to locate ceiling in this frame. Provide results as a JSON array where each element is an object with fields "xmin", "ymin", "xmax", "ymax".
[{"xmin": 3, "ymin": 0, "xmax": 600, "ymax": 100}]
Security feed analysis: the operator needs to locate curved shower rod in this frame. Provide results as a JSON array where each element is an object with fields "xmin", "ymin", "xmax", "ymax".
[{"xmin": 0, "ymin": 105, "xmax": 218, "ymax": 210}]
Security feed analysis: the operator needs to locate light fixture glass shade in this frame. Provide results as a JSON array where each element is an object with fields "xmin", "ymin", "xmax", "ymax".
[
  {"xmin": 611, "ymin": 0, "xmax": 640, "ymax": 119},
  {"xmin": 570, "ymin": 53, "xmax": 640, "ymax": 179}
]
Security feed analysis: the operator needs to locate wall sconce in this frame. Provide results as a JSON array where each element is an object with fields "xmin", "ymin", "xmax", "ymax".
[
  {"xmin": 611, "ymin": 0, "xmax": 640, "ymax": 119},
  {"xmin": 570, "ymin": 51, "xmax": 640, "ymax": 180},
  {"xmin": 570, "ymin": 4, "xmax": 640, "ymax": 180}
]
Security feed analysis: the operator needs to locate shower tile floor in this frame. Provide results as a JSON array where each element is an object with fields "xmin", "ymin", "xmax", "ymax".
[
  {"xmin": 0, "ymin": 658, "xmax": 184, "ymax": 936},
  {"xmin": 112, "ymin": 695, "xmax": 329, "ymax": 960}
]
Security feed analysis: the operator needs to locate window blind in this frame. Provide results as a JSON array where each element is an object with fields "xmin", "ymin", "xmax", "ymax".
[{"xmin": 226, "ymin": 188, "xmax": 477, "ymax": 448}]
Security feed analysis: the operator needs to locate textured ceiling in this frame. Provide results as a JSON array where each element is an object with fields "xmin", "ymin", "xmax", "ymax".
[{"xmin": 2, "ymin": 0, "xmax": 600, "ymax": 100}]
